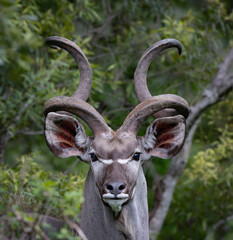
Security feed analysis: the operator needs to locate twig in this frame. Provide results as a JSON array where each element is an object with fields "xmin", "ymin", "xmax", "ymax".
[
  {"xmin": 64, "ymin": 215, "xmax": 88, "ymax": 240},
  {"xmin": 64, "ymin": 158, "xmax": 80, "ymax": 175},
  {"xmin": 12, "ymin": 209, "xmax": 50, "ymax": 240},
  {"xmin": 204, "ymin": 215, "xmax": 233, "ymax": 240}
]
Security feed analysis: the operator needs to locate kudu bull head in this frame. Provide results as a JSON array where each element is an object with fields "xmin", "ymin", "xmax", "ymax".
[{"xmin": 44, "ymin": 36, "xmax": 189, "ymax": 239}]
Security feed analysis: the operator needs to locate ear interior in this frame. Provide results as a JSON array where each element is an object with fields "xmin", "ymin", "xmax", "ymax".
[
  {"xmin": 45, "ymin": 112, "xmax": 88, "ymax": 158},
  {"xmin": 143, "ymin": 115, "xmax": 185, "ymax": 159}
]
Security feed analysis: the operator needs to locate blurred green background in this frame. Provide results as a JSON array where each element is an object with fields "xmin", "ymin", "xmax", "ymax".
[{"xmin": 1, "ymin": 0, "xmax": 233, "ymax": 239}]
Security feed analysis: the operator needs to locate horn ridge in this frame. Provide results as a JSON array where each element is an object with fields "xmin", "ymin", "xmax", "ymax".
[
  {"xmin": 120, "ymin": 96, "xmax": 189, "ymax": 134},
  {"xmin": 134, "ymin": 39, "xmax": 182, "ymax": 102},
  {"xmin": 46, "ymin": 36, "xmax": 92, "ymax": 101},
  {"xmin": 44, "ymin": 96, "xmax": 111, "ymax": 135}
]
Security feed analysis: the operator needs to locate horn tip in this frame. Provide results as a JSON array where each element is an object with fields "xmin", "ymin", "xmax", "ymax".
[
  {"xmin": 46, "ymin": 36, "xmax": 63, "ymax": 50},
  {"xmin": 178, "ymin": 47, "xmax": 182, "ymax": 55}
]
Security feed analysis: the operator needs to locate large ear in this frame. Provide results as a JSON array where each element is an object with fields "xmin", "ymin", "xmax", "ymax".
[
  {"xmin": 142, "ymin": 115, "xmax": 185, "ymax": 159},
  {"xmin": 45, "ymin": 112, "xmax": 90, "ymax": 158}
]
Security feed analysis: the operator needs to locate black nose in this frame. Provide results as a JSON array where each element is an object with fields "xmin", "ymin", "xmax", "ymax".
[{"xmin": 105, "ymin": 182, "xmax": 126, "ymax": 196}]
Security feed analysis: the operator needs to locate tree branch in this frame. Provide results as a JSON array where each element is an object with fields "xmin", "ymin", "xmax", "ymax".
[
  {"xmin": 149, "ymin": 47, "xmax": 233, "ymax": 238},
  {"xmin": 12, "ymin": 209, "xmax": 50, "ymax": 240},
  {"xmin": 64, "ymin": 215, "xmax": 88, "ymax": 240},
  {"xmin": 204, "ymin": 215, "xmax": 233, "ymax": 240},
  {"xmin": 149, "ymin": 117, "xmax": 200, "ymax": 237}
]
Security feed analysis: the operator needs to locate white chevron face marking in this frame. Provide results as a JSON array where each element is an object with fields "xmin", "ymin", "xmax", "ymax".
[
  {"xmin": 91, "ymin": 148, "xmax": 142, "ymax": 165},
  {"xmin": 117, "ymin": 158, "xmax": 131, "ymax": 164},
  {"xmin": 98, "ymin": 158, "xmax": 131, "ymax": 164},
  {"xmin": 99, "ymin": 159, "xmax": 113, "ymax": 164}
]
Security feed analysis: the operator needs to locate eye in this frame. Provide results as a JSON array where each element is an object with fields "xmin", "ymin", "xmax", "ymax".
[
  {"xmin": 90, "ymin": 153, "xmax": 98, "ymax": 162},
  {"xmin": 133, "ymin": 152, "xmax": 141, "ymax": 161}
]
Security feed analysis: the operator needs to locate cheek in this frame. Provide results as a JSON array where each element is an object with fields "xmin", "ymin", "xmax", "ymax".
[
  {"xmin": 91, "ymin": 163, "xmax": 106, "ymax": 190},
  {"xmin": 125, "ymin": 162, "xmax": 140, "ymax": 190}
]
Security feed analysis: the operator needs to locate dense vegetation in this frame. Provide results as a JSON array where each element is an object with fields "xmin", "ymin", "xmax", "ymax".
[
  {"xmin": 0, "ymin": 154, "xmax": 84, "ymax": 239},
  {"xmin": 0, "ymin": 0, "xmax": 233, "ymax": 239}
]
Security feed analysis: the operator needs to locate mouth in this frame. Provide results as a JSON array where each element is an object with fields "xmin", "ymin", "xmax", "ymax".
[{"xmin": 102, "ymin": 193, "xmax": 129, "ymax": 216}]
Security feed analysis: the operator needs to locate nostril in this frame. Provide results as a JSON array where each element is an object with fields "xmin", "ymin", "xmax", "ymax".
[
  {"xmin": 119, "ymin": 184, "xmax": 126, "ymax": 191},
  {"xmin": 106, "ymin": 184, "xmax": 113, "ymax": 191},
  {"xmin": 105, "ymin": 182, "xmax": 127, "ymax": 195}
]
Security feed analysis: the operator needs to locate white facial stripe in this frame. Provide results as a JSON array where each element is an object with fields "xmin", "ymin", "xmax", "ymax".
[
  {"xmin": 98, "ymin": 158, "xmax": 131, "ymax": 164},
  {"xmin": 97, "ymin": 157, "xmax": 141, "ymax": 165},
  {"xmin": 117, "ymin": 158, "xmax": 131, "ymax": 164},
  {"xmin": 98, "ymin": 159, "xmax": 113, "ymax": 164},
  {"xmin": 92, "ymin": 148, "xmax": 142, "ymax": 165}
]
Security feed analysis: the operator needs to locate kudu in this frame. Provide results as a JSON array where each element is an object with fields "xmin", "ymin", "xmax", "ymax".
[{"xmin": 44, "ymin": 36, "xmax": 190, "ymax": 240}]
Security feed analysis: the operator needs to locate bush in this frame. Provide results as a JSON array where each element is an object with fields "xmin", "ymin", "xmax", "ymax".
[{"xmin": 0, "ymin": 153, "xmax": 85, "ymax": 239}]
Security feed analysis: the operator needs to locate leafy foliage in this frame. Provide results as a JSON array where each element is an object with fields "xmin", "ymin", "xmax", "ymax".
[
  {"xmin": 0, "ymin": 154, "xmax": 84, "ymax": 239},
  {"xmin": 1, "ymin": 0, "xmax": 233, "ymax": 239},
  {"xmin": 159, "ymin": 126, "xmax": 233, "ymax": 240}
]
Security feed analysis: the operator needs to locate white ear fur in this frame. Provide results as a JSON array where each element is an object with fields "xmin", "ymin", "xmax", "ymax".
[
  {"xmin": 142, "ymin": 115, "xmax": 185, "ymax": 159},
  {"xmin": 45, "ymin": 112, "xmax": 89, "ymax": 158}
]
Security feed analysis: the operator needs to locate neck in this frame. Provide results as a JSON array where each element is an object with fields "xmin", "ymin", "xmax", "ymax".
[{"xmin": 80, "ymin": 167, "xmax": 149, "ymax": 240}]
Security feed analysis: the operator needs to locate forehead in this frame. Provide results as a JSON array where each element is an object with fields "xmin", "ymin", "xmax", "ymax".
[{"xmin": 92, "ymin": 133, "xmax": 138, "ymax": 160}]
